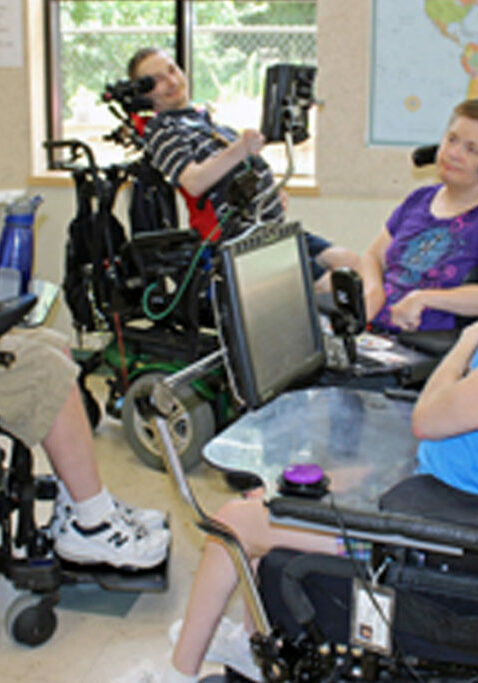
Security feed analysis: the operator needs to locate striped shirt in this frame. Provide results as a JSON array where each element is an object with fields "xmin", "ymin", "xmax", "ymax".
[{"xmin": 144, "ymin": 107, "xmax": 284, "ymax": 241}]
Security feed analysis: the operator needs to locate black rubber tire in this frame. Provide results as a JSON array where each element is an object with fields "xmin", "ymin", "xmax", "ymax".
[
  {"xmin": 122, "ymin": 371, "xmax": 215, "ymax": 472},
  {"xmin": 6, "ymin": 594, "xmax": 57, "ymax": 647}
]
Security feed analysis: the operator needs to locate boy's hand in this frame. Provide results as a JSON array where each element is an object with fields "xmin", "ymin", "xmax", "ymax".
[{"xmin": 241, "ymin": 129, "xmax": 265, "ymax": 156}]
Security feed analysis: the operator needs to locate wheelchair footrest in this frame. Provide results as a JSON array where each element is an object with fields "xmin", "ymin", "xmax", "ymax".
[{"xmin": 58, "ymin": 552, "xmax": 169, "ymax": 592}]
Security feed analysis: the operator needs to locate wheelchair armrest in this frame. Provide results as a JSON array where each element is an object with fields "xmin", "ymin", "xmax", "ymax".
[
  {"xmin": 0, "ymin": 294, "xmax": 37, "ymax": 337},
  {"xmin": 268, "ymin": 494, "xmax": 478, "ymax": 553},
  {"xmin": 397, "ymin": 329, "xmax": 460, "ymax": 357}
]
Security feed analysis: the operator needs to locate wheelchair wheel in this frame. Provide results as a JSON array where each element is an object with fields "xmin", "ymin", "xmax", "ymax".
[
  {"xmin": 5, "ymin": 593, "xmax": 57, "ymax": 647},
  {"xmin": 122, "ymin": 371, "xmax": 215, "ymax": 472}
]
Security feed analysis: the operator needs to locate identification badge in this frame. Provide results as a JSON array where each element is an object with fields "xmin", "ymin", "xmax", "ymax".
[{"xmin": 350, "ymin": 579, "xmax": 395, "ymax": 655}]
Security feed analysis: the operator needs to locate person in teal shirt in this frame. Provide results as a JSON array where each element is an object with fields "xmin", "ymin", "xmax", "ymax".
[{"xmin": 414, "ymin": 320, "xmax": 478, "ymax": 494}]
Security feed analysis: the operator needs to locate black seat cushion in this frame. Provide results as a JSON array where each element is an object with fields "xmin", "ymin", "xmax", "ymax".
[
  {"xmin": 397, "ymin": 329, "xmax": 460, "ymax": 357},
  {"xmin": 379, "ymin": 474, "xmax": 478, "ymax": 527}
]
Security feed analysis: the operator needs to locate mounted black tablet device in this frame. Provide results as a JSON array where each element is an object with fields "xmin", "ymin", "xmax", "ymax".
[
  {"xmin": 219, "ymin": 221, "xmax": 325, "ymax": 408},
  {"xmin": 260, "ymin": 63, "xmax": 317, "ymax": 144}
]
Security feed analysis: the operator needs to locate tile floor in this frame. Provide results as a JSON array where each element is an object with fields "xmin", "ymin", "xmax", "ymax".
[{"xmin": 0, "ymin": 376, "xmax": 239, "ymax": 682}]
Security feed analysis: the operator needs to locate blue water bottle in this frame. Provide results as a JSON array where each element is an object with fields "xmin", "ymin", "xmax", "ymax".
[{"xmin": 0, "ymin": 195, "xmax": 43, "ymax": 295}]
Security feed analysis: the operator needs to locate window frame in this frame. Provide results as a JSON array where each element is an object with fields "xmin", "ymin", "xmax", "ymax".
[{"xmin": 43, "ymin": 0, "xmax": 62, "ymax": 169}]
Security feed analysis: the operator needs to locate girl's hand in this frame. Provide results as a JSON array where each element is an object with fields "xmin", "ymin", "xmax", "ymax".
[{"xmin": 390, "ymin": 290, "xmax": 426, "ymax": 331}]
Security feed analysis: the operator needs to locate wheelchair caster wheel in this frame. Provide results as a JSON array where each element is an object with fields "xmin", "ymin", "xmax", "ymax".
[
  {"xmin": 5, "ymin": 593, "xmax": 57, "ymax": 646},
  {"xmin": 122, "ymin": 371, "xmax": 215, "ymax": 472}
]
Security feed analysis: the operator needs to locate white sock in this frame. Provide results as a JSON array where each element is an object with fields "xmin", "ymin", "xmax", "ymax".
[
  {"xmin": 163, "ymin": 662, "xmax": 198, "ymax": 683},
  {"xmin": 74, "ymin": 486, "xmax": 116, "ymax": 528}
]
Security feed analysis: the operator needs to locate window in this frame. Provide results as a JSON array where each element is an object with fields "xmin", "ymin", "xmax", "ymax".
[
  {"xmin": 45, "ymin": 1, "xmax": 177, "ymax": 164},
  {"xmin": 190, "ymin": 2, "xmax": 317, "ymax": 177},
  {"xmin": 45, "ymin": 0, "xmax": 317, "ymax": 178}
]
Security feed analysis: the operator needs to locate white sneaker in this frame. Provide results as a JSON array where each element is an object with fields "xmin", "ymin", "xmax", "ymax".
[
  {"xmin": 48, "ymin": 487, "xmax": 167, "ymax": 539},
  {"xmin": 112, "ymin": 497, "xmax": 167, "ymax": 531},
  {"xmin": 54, "ymin": 511, "xmax": 170, "ymax": 569},
  {"xmin": 169, "ymin": 617, "xmax": 262, "ymax": 682}
]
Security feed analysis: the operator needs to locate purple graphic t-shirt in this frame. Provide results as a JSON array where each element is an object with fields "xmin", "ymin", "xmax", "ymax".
[{"xmin": 373, "ymin": 184, "xmax": 478, "ymax": 331}]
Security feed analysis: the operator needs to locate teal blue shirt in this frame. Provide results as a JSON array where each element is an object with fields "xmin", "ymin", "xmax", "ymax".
[{"xmin": 417, "ymin": 347, "xmax": 478, "ymax": 494}]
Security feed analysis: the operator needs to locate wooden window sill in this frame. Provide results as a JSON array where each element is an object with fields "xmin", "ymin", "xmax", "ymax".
[{"xmin": 29, "ymin": 171, "xmax": 320, "ymax": 197}]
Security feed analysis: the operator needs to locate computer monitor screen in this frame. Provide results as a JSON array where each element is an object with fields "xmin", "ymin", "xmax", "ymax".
[{"xmin": 220, "ymin": 222, "xmax": 325, "ymax": 408}]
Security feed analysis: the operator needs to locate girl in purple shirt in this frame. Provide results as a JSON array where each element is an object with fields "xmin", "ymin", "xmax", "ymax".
[{"xmin": 363, "ymin": 99, "xmax": 478, "ymax": 333}]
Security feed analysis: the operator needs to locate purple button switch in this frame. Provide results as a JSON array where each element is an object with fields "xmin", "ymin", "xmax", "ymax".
[{"xmin": 282, "ymin": 463, "xmax": 324, "ymax": 486}]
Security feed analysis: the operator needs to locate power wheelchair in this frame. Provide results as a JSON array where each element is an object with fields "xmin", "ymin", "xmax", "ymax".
[
  {"xmin": 41, "ymin": 64, "xmax": 322, "ymax": 476},
  {"xmin": 147, "ymin": 219, "xmax": 478, "ymax": 682},
  {"xmin": 44, "ymin": 136, "xmax": 225, "ymax": 473}
]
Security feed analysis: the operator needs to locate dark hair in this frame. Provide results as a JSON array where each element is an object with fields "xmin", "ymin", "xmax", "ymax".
[
  {"xmin": 449, "ymin": 99, "xmax": 478, "ymax": 126},
  {"xmin": 127, "ymin": 47, "xmax": 160, "ymax": 80}
]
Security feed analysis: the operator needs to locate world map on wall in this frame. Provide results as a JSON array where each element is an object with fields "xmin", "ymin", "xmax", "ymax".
[{"xmin": 370, "ymin": 0, "xmax": 478, "ymax": 146}]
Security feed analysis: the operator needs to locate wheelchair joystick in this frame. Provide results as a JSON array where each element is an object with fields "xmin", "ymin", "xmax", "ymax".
[{"xmin": 330, "ymin": 268, "xmax": 367, "ymax": 365}]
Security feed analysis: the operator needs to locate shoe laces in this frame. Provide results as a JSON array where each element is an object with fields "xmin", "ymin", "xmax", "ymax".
[{"xmin": 107, "ymin": 511, "xmax": 149, "ymax": 541}]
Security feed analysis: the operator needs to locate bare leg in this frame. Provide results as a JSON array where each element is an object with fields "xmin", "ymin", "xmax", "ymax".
[
  {"xmin": 172, "ymin": 497, "xmax": 337, "ymax": 676},
  {"xmin": 42, "ymin": 382, "xmax": 102, "ymax": 503}
]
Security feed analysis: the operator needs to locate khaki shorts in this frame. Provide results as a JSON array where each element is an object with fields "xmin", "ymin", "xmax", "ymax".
[{"xmin": 0, "ymin": 327, "xmax": 79, "ymax": 447}]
